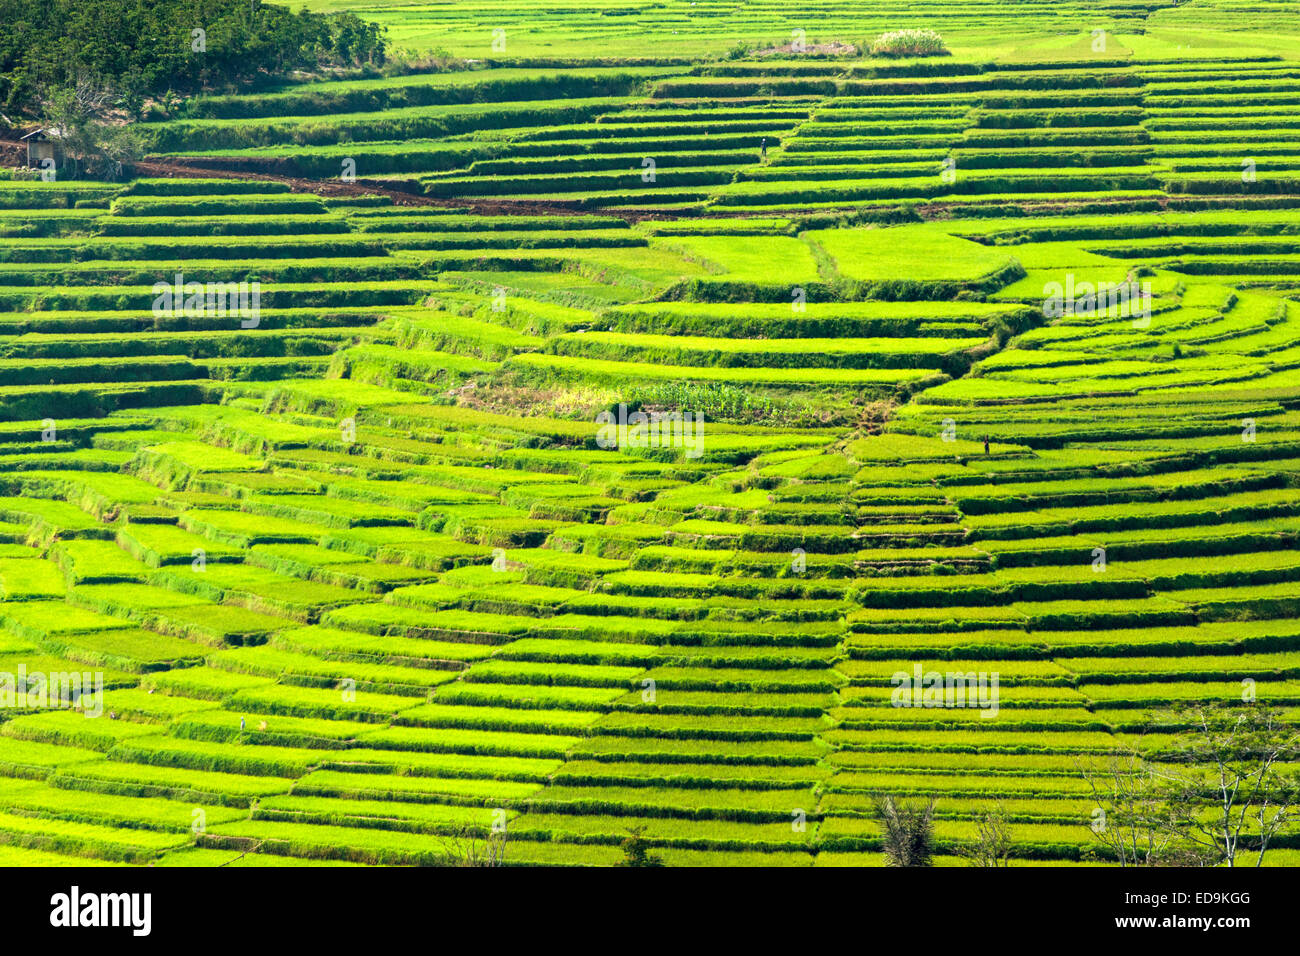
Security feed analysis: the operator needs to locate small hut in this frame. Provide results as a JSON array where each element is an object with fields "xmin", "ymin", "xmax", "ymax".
[{"xmin": 20, "ymin": 128, "xmax": 61, "ymax": 169}]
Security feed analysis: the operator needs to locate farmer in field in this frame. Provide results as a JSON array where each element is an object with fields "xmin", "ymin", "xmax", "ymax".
[
  {"xmin": 760, "ymin": 137, "xmax": 768, "ymax": 161},
  {"xmin": 983, "ymin": 435, "xmax": 990, "ymax": 455}
]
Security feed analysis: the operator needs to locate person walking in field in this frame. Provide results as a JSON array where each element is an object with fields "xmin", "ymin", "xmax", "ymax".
[
  {"xmin": 760, "ymin": 137, "xmax": 767, "ymax": 161},
  {"xmin": 983, "ymin": 435, "xmax": 990, "ymax": 455}
]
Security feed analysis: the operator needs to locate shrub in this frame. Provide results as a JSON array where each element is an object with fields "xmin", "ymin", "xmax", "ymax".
[
  {"xmin": 619, "ymin": 827, "xmax": 665, "ymax": 866},
  {"xmin": 869, "ymin": 30, "xmax": 948, "ymax": 58},
  {"xmin": 873, "ymin": 795, "xmax": 937, "ymax": 866}
]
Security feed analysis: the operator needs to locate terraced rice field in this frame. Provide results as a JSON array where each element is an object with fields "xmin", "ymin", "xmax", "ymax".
[{"xmin": 4, "ymin": 1, "xmax": 1300, "ymax": 868}]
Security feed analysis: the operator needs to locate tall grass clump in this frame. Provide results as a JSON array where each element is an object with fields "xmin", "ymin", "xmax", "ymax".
[{"xmin": 868, "ymin": 29, "xmax": 948, "ymax": 57}]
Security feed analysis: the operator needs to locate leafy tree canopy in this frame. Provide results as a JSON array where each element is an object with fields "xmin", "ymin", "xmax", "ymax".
[{"xmin": 0, "ymin": 0, "xmax": 384, "ymax": 118}]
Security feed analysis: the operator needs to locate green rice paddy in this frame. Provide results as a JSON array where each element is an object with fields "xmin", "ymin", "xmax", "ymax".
[{"xmin": 2, "ymin": 0, "xmax": 1300, "ymax": 867}]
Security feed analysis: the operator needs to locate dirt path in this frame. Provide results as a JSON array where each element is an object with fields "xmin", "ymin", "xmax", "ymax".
[
  {"xmin": 132, "ymin": 157, "xmax": 624, "ymax": 218},
  {"xmin": 132, "ymin": 157, "xmax": 708, "ymax": 222},
  {"xmin": 9, "ymin": 141, "xmax": 1195, "ymax": 225}
]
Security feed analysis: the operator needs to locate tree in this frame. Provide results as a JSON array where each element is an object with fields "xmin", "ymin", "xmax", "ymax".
[
  {"xmin": 91, "ymin": 122, "xmax": 146, "ymax": 180},
  {"xmin": 873, "ymin": 795, "xmax": 936, "ymax": 867},
  {"xmin": 619, "ymin": 827, "xmax": 664, "ymax": 867},
  {"xmin": 0, "ymin": 0, "xmax": 388, "ymax": 122},
  {"xmin": 956, "ymin": 804, "xmax": 1012, "ymax": 867},
  {"xmin": 1079, "ymin": 752, "xmax": 1203, "ymax": 866},
  {"xmin": 1153, "ymin": 701, "xmax": 1300, "ymax": 867},
  {"xmin": 1079, "ymin": 702, "xmax": 1300, "ymax": 867},
  {"xmin": 440, "ymin": 824, "xmax": 507, "ymax": 867},
  {"xmin": 39, "ymin": 76, "xmax": 143, "ymax": 179}
]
